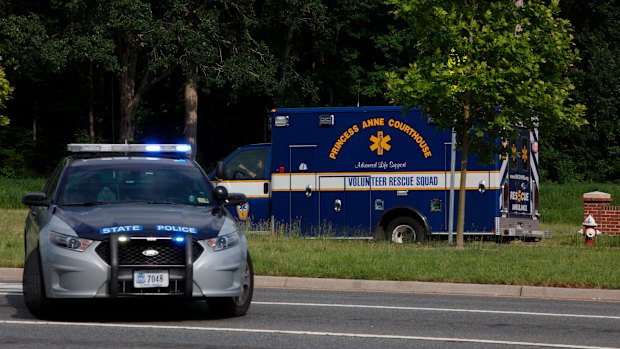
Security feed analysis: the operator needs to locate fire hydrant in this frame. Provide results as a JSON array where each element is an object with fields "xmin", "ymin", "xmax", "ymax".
[{"xmin": 579, "ymin": 215, "xmax": 601, "ymax": 246}]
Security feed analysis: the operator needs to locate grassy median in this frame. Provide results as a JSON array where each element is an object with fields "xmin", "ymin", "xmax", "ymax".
[{"xmin": 1, "ymin": 178, "xmax": 619, "ymax": 289}]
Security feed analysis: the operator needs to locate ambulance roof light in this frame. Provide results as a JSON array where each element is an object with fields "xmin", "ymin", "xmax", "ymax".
[{"xmin": 274, "ymin": 115, "xmax": 289, "ymax": 127}]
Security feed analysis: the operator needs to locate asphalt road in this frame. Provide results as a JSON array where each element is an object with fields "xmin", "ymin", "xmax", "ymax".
[{"xmin": 1, "ymin": 281, "xmax": 620, "ymax": 349}]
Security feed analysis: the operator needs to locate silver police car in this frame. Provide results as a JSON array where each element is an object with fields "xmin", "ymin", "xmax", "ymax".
[{"xmin": 21, "ymin": 144, "xmax": 253, "ymax": 319}]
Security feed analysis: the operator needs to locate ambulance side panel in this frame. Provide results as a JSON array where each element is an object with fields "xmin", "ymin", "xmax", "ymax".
[{"xmin": 270, "ymin": 106, "xmax": 500, "ymax": 237}]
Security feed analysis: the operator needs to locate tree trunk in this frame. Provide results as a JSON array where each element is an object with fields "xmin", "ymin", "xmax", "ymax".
[
  {"xmin": 32, "ymin": 116, "xmax": 36, "ymax": 142},
  {"xmin": 456, "ymin": 102, "xmax": 470, "ymax": 250},
  {"xmin": 118, "ymin": 33, "xmax": 138, "ymax": 143},
  {"xmin": 88, "ymin": 61, "xmax": 95, "ymax": 142},
  {"xmin": 184, "ymin": 67, "xmax": 198, "ymax": 160},
  {"xmin": 119, "ymin": 72, "xmax": 139, "ymax": 143},
  {"xmin": 280, "ymin": 27, "xmax": 294, "ymax": 84},
  {"xmin": 116, "ymin": 33, "xmax": 176, "ymax": 144}
]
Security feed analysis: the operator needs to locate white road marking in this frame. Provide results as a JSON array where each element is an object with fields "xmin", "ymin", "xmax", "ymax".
[
  {"xmin": 0, "ymin": 320, "xmax": 617, "ymax": 349},
  {"xmin": 3, "ymin": 283, "xmax": 618, "ymax": 320},
  {"xmin": 3, "ymin": 284, "xmax": 618, "ymax": 348},
  {"xmin": 253, "ymin": 301, "xmax": 620, "ymax": 320},
  {"xmin": 0, "ymin": 282, "xmax": 21, "ymax": 294}
]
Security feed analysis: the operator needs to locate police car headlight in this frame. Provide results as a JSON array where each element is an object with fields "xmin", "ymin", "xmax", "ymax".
[
  {"xmin": 49, "ymin": 231, "xmax": 93, "ymax": 252},
  {"xmin": 206, "ymin": 231, "xmax": 240, "ymax": 251}
]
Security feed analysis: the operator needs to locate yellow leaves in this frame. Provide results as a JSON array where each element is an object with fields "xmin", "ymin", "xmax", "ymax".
[
  {"xmin": 446, "ymin": 48, "xmax": 469, "ymax": 93},
  {"xmin": 446, "ymin": 48, "xmax": 468, "ymax": 72}
]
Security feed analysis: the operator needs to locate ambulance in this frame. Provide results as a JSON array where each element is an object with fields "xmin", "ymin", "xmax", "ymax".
[{"xmin": 212, "ymin": 106, "xmax": 547, "ymax": 242}]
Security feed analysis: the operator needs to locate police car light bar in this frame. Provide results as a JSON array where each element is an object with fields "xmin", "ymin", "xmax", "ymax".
[{"xmin": 67, "ymin": 143, "xmax": 192, "ymax": 154}]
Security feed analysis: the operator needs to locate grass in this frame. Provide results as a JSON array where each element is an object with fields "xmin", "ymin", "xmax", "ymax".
[
  {"xmin": 0, "ymin": 177, "xmax": 45, "ymax": 208},
  {"xmin": 247, "ymin": 232, "xmax": 620, "ymax": 289},
  {"xmin": 1, "ymin": 179, "xmax": 619, "ymax": 288},
  {"xmin": 540, "ymin": 182, "xmax": 620, "ymax": 225},
  {"xmin": 0, "ymin": 209, "xmax": 25, "ymax": 268}
]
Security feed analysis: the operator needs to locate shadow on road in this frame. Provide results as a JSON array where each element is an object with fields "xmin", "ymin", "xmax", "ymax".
[{"xmin": 8, "ymin": 294, "xmax": 238, "ymax": 322}]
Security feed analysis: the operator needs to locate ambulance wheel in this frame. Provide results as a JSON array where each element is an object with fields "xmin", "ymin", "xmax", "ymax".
[
  {"xmin": 386, "ymin": 217, "xmax": 425, "ymax": 243},
  {"xmin": 23, "ymin": 247, "xmax": 56, "ymax": 319},
  {"xmin": 207, "ymin": 252, "xmax": 254, "ymax": 318}
]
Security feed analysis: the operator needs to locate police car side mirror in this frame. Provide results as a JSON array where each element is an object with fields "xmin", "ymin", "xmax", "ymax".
[
  {"xmin": 213, "ymin": 186, "xmax": 228, "ymax": 204},
  {"xmin": 225, "ymin": 192, "xmax": 247, "ymax": 206},
  {"xmin": 213, "ymin": 186, "xmax": 247, "ymax": 206},
  {"xmin": 22, "ymin": 192, "xmax": 49, "ymax": 207}
]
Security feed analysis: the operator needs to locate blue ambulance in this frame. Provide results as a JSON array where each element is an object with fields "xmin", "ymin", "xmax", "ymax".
[{"xmin": 212, "ymin": 106, "xmax": 547, "ymax": 242}]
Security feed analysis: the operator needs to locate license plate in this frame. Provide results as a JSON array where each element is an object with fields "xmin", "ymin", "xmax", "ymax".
[{"xmin": 133, "ymin": 270, "xmax": 169, "ymax": 288}]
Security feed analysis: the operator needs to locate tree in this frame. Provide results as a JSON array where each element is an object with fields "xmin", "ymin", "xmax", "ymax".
[
  {"xmin": 254, "ymin": 0, "xmax": 328, "ymax": 106},
  {"xmin": 552, "ymin": 0, "xmax": 620, "ymax": 182},
  {"xmin": 170, "ymin": 0, "xmax": 277, "ymax": 158},
  {"xmin": 0, "ymin": 57, "xmax": 13, "ymax": 126},
  {"xmin": 0, "ymin": 4, "xmax": 69, "ymax": 139},
  {"xmin": 55, "ymin": 0, "xmax": 180, "ymax": 143},
  {"xmin": 385, "ymin": 0, "xmax": 586, "ymax": 248}
]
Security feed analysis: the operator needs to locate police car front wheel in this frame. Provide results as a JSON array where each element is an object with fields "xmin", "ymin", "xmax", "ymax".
[
  {"xmin": 23, "ymin": 247, "xmax": 57, "ymax": 320},
  {"xmin": 206, "ymin": 252, "xmax": 254, "ymax": 318}
]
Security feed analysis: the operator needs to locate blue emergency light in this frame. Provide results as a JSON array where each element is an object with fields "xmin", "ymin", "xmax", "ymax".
[{"xmin": 67, "ymin": 143, "xmax": 192, "ymax": 155}]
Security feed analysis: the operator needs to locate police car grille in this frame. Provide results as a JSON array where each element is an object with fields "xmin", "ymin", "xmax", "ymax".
[
  {"xmin": 96, "ymin": 239, "xmax": 204, "ymax": 266},
  {"xmin": 118, "ymin": 280, "xmax": 185, "ymax": 296}
]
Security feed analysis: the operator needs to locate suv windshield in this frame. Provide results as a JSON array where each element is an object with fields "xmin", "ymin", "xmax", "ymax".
[{"xmin": 56, "ymin": 159, "xmax": 214, "ymax": 206}]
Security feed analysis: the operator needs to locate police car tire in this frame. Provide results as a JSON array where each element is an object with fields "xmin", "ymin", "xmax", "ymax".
[
  {"xmin": 206, "ymin": 252, "xmax": 254, "ymax": 318},
  {"xmin": 386, "ymin": 217, "xmax": 425, "ymax": 243},
  {"xmin": 23, "ymin": 248, "xmax": 56, "ymax": 319}
]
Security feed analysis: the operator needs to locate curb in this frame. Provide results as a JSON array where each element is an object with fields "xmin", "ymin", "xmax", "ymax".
[
  {"xmin": 3, "ymin": 268, "xmax": 620, "ymax": 301},
  {"xmin": 258, "ymin": 276, "xmax": 620, "ymax": 301},
  {"xmin": 0, "ymin": 268, "xmax": 22, "ymax": 281}
]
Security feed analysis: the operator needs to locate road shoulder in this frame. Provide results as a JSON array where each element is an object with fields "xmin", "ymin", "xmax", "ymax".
[{"xmin": 3, "ymin": 268, "xmax": 620, "ymax": 301}]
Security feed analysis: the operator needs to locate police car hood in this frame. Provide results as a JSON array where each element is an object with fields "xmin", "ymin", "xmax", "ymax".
[{"xmin": 54, "ymin": 204, "xmax": 234, "ymax": 240}]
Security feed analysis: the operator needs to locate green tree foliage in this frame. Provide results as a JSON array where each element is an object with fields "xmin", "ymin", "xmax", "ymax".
[
  {"xmin": 75, "ymin": 0, "xmax": 179, "ymax": 143},
  {"xmin": 255, "ymin": 0, "xmax": 328, "ymax": 105},
  {"xmin": 169, "ymin": 0, "xmax": 277, "ymax": 157},
  {"xmin": 0, "ymin": 2, "xmax": 69, "ymax": 136},
  {"xmin": 0, "ymin": 57, "xmax": 13, "ymax": 126},
  {"xmin": 549, "ymin": 0, "xmax": 620, "ymax": 183},
  {"xmin": 385, "ymin": 0, "xmax": 586, "ymax": 248},
  {"xmin": 0, "ymin": 0, "xmax": 618, "ymax": 186},
  {"xmin": 256, "ymin": 0, "xmax": 412, "ymax": 107}
]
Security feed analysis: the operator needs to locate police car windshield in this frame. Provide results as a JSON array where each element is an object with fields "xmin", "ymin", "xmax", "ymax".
[{"xmin": 57, "ymin": 160, "xmax": 214, "ymax": 206}]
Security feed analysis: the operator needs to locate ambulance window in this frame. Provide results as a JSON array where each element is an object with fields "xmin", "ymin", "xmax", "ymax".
[
  {"xmin": 225, "ymin": 149, "xmax": 267, "ymax": 180},
  {"xmin": 521, "ymin": 137, "xmax": 529, "ymax": 171}
]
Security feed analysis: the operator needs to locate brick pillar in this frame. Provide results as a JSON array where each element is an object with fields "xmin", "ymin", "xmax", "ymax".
[{"xmin": 582, "ymin": 191, "xmax": 612, "ymax": 234}]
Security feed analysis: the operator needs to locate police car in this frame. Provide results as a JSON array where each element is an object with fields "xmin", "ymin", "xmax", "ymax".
[{"xmin": 21, "ymin": 144, "xmax": 253, "ymax": 319}]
